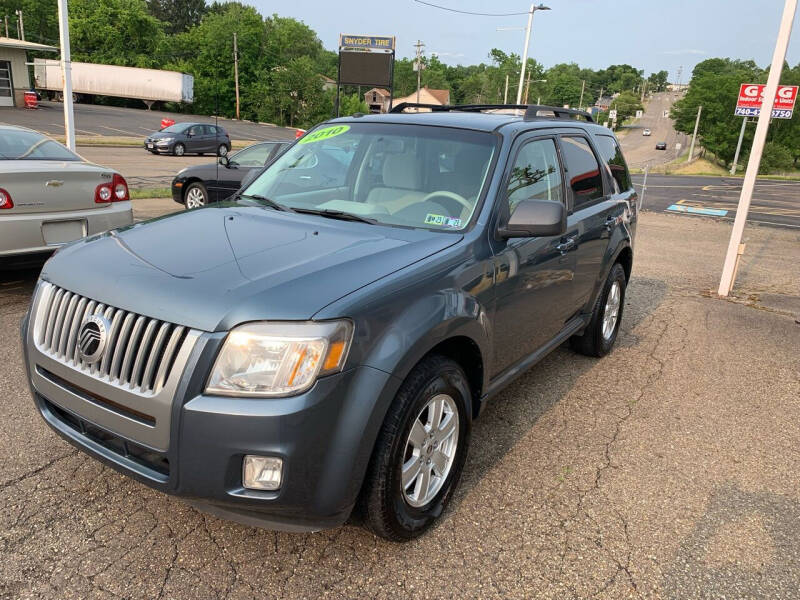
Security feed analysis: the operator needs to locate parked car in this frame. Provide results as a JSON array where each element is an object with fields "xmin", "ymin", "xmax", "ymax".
[
  {"xmin": 0, "ymin": 125, "xmax": 132, "ymax": 263},
  {"xmin": 172, "ymin": 141, "xmax": 290, "ymax": 208},
  {"xmin": 642, "ymin": 128, "xmax": 651, "ymax": 136},
  {"xmin": 655, "ymin": 141, "xmax": 667, "ymax": 150},
  {"xmin": 23, "ymin": 104, "xmax": 637, "ymax": 541},
  {"xmin": 144, "ymin": 122, "xmax": 231, "ymax": 157}
]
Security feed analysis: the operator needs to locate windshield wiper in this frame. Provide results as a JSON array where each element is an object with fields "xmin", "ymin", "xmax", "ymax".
[
  {"xmin": 292, "ymin": 208, "xmax": 378, "ymax": 224},
  {"xmin": 234, "ymin": 192, "xmax": 291, "ymax": 212}
]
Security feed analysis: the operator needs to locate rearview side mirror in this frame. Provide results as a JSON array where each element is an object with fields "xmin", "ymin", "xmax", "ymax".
[{"xmin": 498, "ymin": 199, "xmax": 566, "ymax": 238}]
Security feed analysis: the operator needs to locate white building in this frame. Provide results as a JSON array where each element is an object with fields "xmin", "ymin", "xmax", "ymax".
[{"xmin": 0, "ymin": 37, "xmax": 58, "ymax": 107}]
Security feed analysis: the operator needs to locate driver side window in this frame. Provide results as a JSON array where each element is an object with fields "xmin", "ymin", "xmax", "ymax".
[{"xmin": 506, "ymin": 138, "xmax": 564, "ymax": 214}]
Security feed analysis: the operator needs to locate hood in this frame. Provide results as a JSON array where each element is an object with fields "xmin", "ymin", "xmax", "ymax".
[
  {"xmin": 42, "ymin": 205, "xmax": 462, "ymax": 332},
  {"xmin": 148, "ymin": 131, "xmax": 181, "ymax": 140}
]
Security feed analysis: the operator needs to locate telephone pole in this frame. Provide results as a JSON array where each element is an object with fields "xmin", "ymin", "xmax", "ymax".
[
  {"xmin": 233, "ymin": 32, "xmax": 240, "ymax": 120},
  {"xmin": 15, "ymin": 9, "xmax": 24, "ymax": 40},
  {"xmin": 414, "ymin": 40, "xmax": 425, "ymax": 104},
  {"xmin": 503, "ymin": 74, "xmax": 509, "ymax": 104},
  {"xmin": 578, "ymin": 79, "xmax": 585, "ymax": 110},
  {"xmin": 687, "ymin": 105, "xmax": 701, "ymax": 162},
  {"xmin": 4, "ymin": 15, "xmax": 8, "ymax": 38},
  {"xmin": 524, "ymin": 71, "xmax": 531, "ymax": 103}
]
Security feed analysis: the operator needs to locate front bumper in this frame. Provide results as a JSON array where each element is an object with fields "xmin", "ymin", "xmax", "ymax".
[
  {"xmin": 171, "ymin": 178, "xmax": 185, "ymax": 204},
  {"xmin": 0, "ymin": 202, "xmax": 132, "ymax": 257},
  {"xmin": 22, "ymin": 310, "xmax": 399, "ymax": 531}
]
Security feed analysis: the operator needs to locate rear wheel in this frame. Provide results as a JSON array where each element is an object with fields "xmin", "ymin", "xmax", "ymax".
[
  {"xmin": 173, "ymin": 143, "xmax": 185, "ymax": 157},
  {"xmin": 184, "ymin": 182, "xmax": 208, "ymax": 209},
  {"xmin": 570, "ymin": 262, "xmax": 627, "ymax": 357},
  {"xmin": 360, "ymin": 355, "xmax": 471, "ymax": 541}
]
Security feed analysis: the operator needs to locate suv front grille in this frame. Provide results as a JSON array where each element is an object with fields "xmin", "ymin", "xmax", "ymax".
[{"xmin": 35, "ymin": 283, "xmax": 188, "ymax": 395}]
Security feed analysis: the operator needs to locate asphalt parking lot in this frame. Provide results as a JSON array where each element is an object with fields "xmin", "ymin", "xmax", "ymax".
[
  {"xmin": 1, "ymin": 206, "xmax": 799, "ymax": 599},
  {"xmin": 0, "ymin": 102, "xmax": 298, "ymax": 142}
]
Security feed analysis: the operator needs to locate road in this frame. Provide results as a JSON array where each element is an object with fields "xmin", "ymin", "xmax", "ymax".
[
  {"xmin": 634, "ymin": 174, "xmax": 800, "ymax": 228},
  {"xmin": 619, "ymin": 92, "xmax": 688, "ymax": 169},
  {"xmin": 0, "ymin": 101, "xmax": 297, "ymax": 142},
  {"xmin": 1, "ymin": 207, "xmax": 799, "ymax": 599}
]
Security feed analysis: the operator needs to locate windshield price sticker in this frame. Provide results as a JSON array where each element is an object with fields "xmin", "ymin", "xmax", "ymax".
[{"xmin": 298, "ymin": 125, "xmax": 351, "ymax": 144}]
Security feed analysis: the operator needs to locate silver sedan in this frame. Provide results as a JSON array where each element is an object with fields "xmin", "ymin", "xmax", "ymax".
[{"xmin": 0, "ymin": 125, "xmax": 133, "ymax": 259}]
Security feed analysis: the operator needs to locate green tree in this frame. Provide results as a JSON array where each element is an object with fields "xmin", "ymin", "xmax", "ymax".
[
  {"xmin": 0, "ymin": 0, "xmax": 58, "ymax": 44},
  {"xmin": 145, "ymin": 0, "xmax": 206, "ymax": 34},
  {"xmin": 647, "ymin": 70, "xmax": 669, "ymax": 92}
]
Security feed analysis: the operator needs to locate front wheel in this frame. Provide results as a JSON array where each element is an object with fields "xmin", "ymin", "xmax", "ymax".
[
  {"xmin": 173, "ymin": 143, "xmax": 185, "ymax": 157},
  {"xmin": 184, "ymin": 182, "xmax": 208, "ymax": 209},
  {"xmin": 570, "ymin": 262, "xmax": 627, "ymax": 357},
  {"xmin": 217, "ymin": 144, "xmax": 229, "ymax": 157},
  {"xmin": 359, "ymin": 355, "xmax": 471, "ymax": 541}
]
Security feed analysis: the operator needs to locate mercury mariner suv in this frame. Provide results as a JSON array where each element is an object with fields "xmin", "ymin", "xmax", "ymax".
[{"xmin": 23, "ymin": 104, "xmax": 637, "ymax": 541}]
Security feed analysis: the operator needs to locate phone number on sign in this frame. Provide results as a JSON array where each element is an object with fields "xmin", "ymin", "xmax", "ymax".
[{"xmin": 734, "ymin": 107, "xmax": 794, "ymax": 119}]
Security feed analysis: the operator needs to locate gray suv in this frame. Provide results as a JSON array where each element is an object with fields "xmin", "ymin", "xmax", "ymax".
[{"xmin": 22, "ymin": 104, "xmax": 637, "ymax": 541}]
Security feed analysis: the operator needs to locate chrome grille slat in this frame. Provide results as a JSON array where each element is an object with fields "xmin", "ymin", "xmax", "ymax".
[
  {"xmin": 32, "ymin": 284, "xmax": 193, "ymax": 395},
  {"xmin": 154, "ymin": 326, "xmax": 185, "ymax": 393},
  {"xmin": 142, "ymin": 322, "xmax": 171, "ymax": 393}
]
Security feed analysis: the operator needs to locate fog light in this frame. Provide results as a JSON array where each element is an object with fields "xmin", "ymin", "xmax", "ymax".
[{"xmin": 243, "ymin": 455, "xmax": 283, "ymax": 491}]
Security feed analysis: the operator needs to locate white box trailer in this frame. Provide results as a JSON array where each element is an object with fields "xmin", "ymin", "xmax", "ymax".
[{"xmin": 33, "ymin": 59, "xmax": 193, "ymax": 106}]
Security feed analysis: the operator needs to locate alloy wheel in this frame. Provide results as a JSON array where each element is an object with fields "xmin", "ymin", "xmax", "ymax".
[
  {"xmin": 602, "ymin": 280, "xmax": 621, "ymax": 340},
  {"xmin": 401, "ymin": 393, "xmax": 459, "ymax": 508},
  {"xmin": 185, "ymin": 186, "xmax": 205, "ymax": 209}
]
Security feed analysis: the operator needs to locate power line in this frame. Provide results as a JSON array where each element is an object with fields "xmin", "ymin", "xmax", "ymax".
[{"xmin": 413, "ymin": 0, "xmax": 529, "ymax": 17}]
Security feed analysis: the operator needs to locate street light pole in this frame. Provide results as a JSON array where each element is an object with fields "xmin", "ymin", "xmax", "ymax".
[
  {"xmin": 515, "ymin": 4, "xmax": 550, "ymax": 105},
  {"xmin": 718, "ymin": 0, "xmax": 797, "ymax": 297},
  {"xmin": 57, "ymin": 0, "xmax": 75, "ymax": 151}
]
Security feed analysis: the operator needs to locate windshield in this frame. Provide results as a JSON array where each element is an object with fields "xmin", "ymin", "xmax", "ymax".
[
  {"xmin": 0, "ymin": 129, "xmax": 81, "ymax": 161},
  {"xmin": 160, "ymin": 124, "xmax": 189, "ymax": 134},
  {"xmin": 241, "ymin": 123, "xmax": 497, "ymax": 231}
]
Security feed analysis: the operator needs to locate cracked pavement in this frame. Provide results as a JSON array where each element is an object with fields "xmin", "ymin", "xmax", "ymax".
[{"xmin": 1, "ymin": 208, "xmax": 798, "ymax": 599}]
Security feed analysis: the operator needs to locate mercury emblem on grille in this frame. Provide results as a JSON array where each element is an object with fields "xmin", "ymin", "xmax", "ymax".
[{"xmin": 77, "ymin": 314, "xmax": 110, "ymax": 364}]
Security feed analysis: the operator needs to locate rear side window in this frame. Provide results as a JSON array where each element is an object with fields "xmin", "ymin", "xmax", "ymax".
[
  {"xmin": 560, "ymin": 136, "xmax": 603, "ymax": 210},
  {"xmin": 506, "ymin": 138, "xmax": 563, "ymax": 214},
  {"xmin": 594, "ymin": 134, "xmax": 632, "ymax": 193}
]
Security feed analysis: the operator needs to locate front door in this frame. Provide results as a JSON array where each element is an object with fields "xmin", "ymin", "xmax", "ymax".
[
  {"xmin": 490, "ymin": 135, "xmax": 577, "ymax": 377},
  {"xmin": 0, "ymin": 61, "xmax": 14, "ymax": 107}
]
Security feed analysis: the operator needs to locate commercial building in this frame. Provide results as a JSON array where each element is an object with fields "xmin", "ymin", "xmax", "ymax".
[{"xmin": 0, "ymin": 37, "xmax": 58, "ymax": 107}]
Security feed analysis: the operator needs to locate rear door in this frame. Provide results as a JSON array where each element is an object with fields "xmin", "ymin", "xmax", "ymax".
[
  {"xmin": 489, "ymin": 134, "xmax": 576, "ymax": 376},
  {"xmin": 558, "ymin": 133, "xmax": 621, "ymax": 312}
]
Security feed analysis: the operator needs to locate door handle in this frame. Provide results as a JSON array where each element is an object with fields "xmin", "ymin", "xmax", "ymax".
[
  {"xmin": 556, "ymin": 236, "xmax": 577, "ymax": 254},
  {"xmin": 605, "ymin": 215, "xmax": 620, "ymax": 229}
]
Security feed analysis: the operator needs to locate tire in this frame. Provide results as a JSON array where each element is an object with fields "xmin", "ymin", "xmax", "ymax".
[
  {"xmin": 217, "ymin": 144, "xmax": 229, "ymax": 157},
  {"xmin": 360, "ymin": 355, "xmax": 471, "ymax": 541},
  {"xmin": 173, "ymin": 143, "xmax": 185, "ymax": 157},
  {"xmin": 570, "ymin": 262, "xmax": 627, "ymax": 357},
  {"xmin": 184, "ymin": 182, "xmax": 208, "ymax": 209}
]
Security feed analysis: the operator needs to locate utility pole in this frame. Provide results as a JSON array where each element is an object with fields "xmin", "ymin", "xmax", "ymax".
[
  {"xmin": 233, "ymin": 32, "xmax": 240, "ymax": 120},
  {"xmin": 687, "ymin": 104, "xmax": 701, "ymax": 162},
  {"xmin": 516, "ymin": 4, "xmax": 550, "ymax": 105},
  {"xmin": 57, "ymin": 0, "xmax": 75, "ymax": 151},
  {"xmin": 640, "ymin": 78, "xmax": 647, "ymax": 103},
  {"xmin": 503, "ymin": 74, "xmax": 509, "ymax": 104},
  {"xmin": 730, "ymin": 117, "xmax": 748, "ymax": 175},
  {"xmin": 719, "ymin": 0, "xmax": 797, "ymax": 297},
  {"xmin": 578, "ymin": 79, "xmax": 585, "ymax": 111},
  {"xmin": 4, "ymin": 15, "xmax": 8, "ymax": 38},
  {"xmin": 524, "ymin": 71, "xmax": 531, "ymax": 103},
  {"xmin": 15, "ymin": 9, "xmax": 23, "ymax": 40},
  {"xmin": 414, "ymin": 40, "xmax": 425, "ymax": 105}
]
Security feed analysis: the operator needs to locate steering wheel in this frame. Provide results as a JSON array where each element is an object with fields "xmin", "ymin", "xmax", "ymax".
[{"xmin": 421, "ymin": 191, "xmax": 471, "ymax": 215}]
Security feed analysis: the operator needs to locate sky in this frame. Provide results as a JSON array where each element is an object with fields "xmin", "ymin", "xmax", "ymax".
[{"xmin": 245, "ymin": 0, "xmax": 800, "ymax": 81}]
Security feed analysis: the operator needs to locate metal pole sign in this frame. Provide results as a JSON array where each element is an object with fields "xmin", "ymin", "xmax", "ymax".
[{"xmin": 735, "ymin": 83, "xmax": 798, "ymax": 118}]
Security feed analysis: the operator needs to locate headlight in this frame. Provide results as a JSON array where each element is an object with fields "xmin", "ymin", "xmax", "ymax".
[
  {"xmin": 158, "ymin": 137, "xmax": 174, "ymax": 143},
  {"xmin": 206, "ymin": 320, "xmax": 353, "ymax": 397}
]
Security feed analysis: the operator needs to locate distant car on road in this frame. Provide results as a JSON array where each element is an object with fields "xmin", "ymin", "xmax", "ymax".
[
  {"xmin": 144, "ymin": 122, "xmax": 231, "ymax": 157},
  {"xmin": 642, "ymin": 128, "xmax": 651, "ymax": 136},
  {"xmin": 655, "ymin": 142, "xmax": 667, "ymax": 150},
  {"xmin": 0, "ymin": 125, "xmax": 132, "ymax": 262},
  {"xmin": 171, "ymin": 141, "xmax": 290, "ymax": 208}
]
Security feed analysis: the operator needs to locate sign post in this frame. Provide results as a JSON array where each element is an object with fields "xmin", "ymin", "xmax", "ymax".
[{"xmin": 718, "ymin": 0, "xmax": 797, "ymax": 297}]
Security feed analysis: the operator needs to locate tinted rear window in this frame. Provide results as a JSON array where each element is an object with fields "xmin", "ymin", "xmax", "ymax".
[
  {"xmin": 594, "ymin": 134, "xmax": 632, "ymax": 193},
  {"xmin": 560, "ymin": 136, "xmax": 603, "ymax": 210}
]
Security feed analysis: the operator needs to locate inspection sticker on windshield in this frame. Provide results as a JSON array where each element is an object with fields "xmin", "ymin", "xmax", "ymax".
[
  {"xmin": 425, "ymin": 214, "xmax": 462, "ymax": 228},
  {"xmin": 298, "ymin": 125, "xmax": 350, "ymax": 144}
]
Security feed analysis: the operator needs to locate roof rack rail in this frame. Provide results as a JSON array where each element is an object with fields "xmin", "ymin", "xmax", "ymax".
[{"xmin": 388, "ymin": 102, "xmax": 594, "ymax": 122}]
